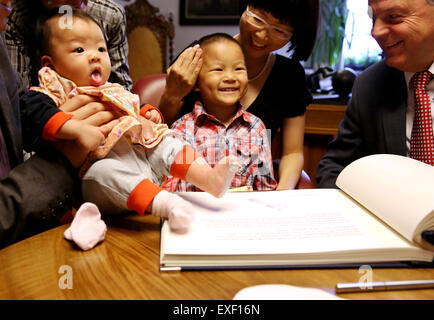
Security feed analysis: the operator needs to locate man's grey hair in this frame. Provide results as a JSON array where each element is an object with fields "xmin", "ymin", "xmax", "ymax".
[{"xmin": 427, "ymin": 0, "xmax": 434, "ymax": 5}]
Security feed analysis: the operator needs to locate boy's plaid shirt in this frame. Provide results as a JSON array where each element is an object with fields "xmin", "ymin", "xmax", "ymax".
[{"xmin": 162, "ymin": 102, "xmax": 277, "ymax": 192}]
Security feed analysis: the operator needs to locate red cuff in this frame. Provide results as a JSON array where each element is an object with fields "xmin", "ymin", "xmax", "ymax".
[
  {"xmin": 42, "ymin": 112, "xmax": 73, "ymax": 141},
  {"xmin": 127, "ymin": 179, "xmax": 163, "ymax": 215},
  {"xmin": 170, "ymin": 145, "xmax": 200, "ymax": 180},
  {"xmin": 140, "ymin": 104, "xmax": 164, "ymax": 123}
]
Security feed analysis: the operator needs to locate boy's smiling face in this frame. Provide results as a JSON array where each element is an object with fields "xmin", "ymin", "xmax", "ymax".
[
  {"xmin": 196, "ymin": 39, "xmax": 248, "ymax": 113},
  {"xmin": 42, "ymin": 16, "xmax": 111, "ymax": 87}
]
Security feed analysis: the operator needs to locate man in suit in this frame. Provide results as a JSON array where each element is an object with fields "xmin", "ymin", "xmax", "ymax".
[{"xmin": 316, "ymin": 0, "xmax": 434, "ymax": 188}]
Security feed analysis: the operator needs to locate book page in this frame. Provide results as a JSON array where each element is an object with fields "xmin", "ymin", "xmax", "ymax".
[
  {"xmin": 161, "ymin": 189, "xmax": 424, "ymax": 262},
  {"xmin": 336, "ymin": 154, "xmax": 434, "ymax": 247}
]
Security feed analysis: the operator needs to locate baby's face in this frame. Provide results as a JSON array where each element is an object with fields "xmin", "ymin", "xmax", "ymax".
[
  {"xmin": 45, "ymin": 16, "xmax": 111, "ymax": 86},
  {"xmin": 197, "ymin": 40, "xmax": 248, "ymax": 110}
]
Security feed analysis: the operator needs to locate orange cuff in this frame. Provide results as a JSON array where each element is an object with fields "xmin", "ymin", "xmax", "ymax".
[
  {"xmin": 127, "ymin": 179, "xmax": 163, "ymax": 215},
  {"xmin": 140, "ymin": 104, "xmax": 164, "ymax": 123},
  {"xmin": 42, "ymin": 112, "xmax": 73, "ymax": 141},
  {"xmin": 170, "ymin": 145, "xmax": 200, "ymax": 180}
]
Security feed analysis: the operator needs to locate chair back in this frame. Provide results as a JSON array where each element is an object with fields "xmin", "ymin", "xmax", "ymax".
[
  {"xmin": 131, "ymin": 73, "xmax": 166, "ymax": 107},
  {"xmin": 125, "ymin": 0, "xmax": 174, "ymax": 84}
]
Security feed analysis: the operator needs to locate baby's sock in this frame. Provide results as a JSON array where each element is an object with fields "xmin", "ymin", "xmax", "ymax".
[
  {"xmin": 64, "ymin": 202, "xmax": 107, "ymax": 250},
  {"xmin": 212, "ymin": 155, "xmax": 242, "ymax": 197},
  {"xmin": 151, "ymin": 190, "xmax": 194, "ymax": 233}
]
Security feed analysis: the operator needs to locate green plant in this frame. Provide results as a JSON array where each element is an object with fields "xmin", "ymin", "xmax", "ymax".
[{"xmin": 310, "ymin": 0, "xmax": 349, "ymax": 69}]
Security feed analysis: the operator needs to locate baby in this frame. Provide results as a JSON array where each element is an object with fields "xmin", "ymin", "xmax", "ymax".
[{"xmin": 22, "ymin": 9, "xmax": 241, "ymax": 238}]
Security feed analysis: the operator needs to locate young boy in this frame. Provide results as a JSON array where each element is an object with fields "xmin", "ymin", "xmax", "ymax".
[
  {"xmin": 21, "ymin": 10, "xmax": 241, "ymax": 235},
  {"xmin": 162, "ymin": 33, "xmax": 277, "ymax": 192}
]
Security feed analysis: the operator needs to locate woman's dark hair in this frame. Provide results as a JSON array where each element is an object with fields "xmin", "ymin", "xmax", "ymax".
[{"xmin": 241, "ymin": 0, "xmax": 320, "ymax": 61}]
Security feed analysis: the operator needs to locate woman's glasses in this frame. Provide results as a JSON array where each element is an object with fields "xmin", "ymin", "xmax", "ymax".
[{"xmin": 244, "ymin": 7, "xmax": 293, "ymax": 41}]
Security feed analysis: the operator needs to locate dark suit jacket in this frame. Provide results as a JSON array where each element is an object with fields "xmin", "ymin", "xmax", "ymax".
[
  {"xmin": 316, "ymin": 60, "xmax": 408, "ymax": 188},
  {"xmin": 0, "ymin": 34, "xmax": 79, "ymax": 248}
]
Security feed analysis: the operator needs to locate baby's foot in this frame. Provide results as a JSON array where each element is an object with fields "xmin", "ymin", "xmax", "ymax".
[
  {"xmin": 209, "ymin": 155, "xmax": 241, "ymax": 198},
  {"xmin": 151, "ymin": 190, "xmax": 194, "ymax": 233}
]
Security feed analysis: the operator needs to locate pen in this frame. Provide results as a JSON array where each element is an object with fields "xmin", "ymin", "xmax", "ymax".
[{"xmin": 335, "ymin": 280, "xmax": 434, "ymax": 293}]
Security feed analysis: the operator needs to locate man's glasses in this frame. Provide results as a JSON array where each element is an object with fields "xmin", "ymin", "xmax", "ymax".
[{"xmin": 244, "ymin": 7, "xmax": 293, "ymax": 41}]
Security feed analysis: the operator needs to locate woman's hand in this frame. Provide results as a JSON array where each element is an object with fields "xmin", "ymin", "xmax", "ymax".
[
  {"xmin": 159, "ymin": 44, "xmax": 203, "ymax": 125},
  {"xmin": 165, "ymin": 44, "xmax": 203, "ymax": 100}
]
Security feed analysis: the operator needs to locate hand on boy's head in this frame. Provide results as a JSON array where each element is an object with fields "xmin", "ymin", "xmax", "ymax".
[
  {"xmin": 165, "ymin": 44, "xmax": 203, "ymax": 100},
  {"xmin": 59, "ymin": 94, "xmax": 116, "ymax": 127}
]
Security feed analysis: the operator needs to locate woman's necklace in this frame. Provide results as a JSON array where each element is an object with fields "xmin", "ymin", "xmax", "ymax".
[{"xmin": 248, "ymin": 53, "xmax": 272, "ymax": 83}]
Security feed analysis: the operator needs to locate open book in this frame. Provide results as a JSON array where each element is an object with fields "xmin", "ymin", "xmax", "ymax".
[{"xmin": 160, "ymin": 154, "xmax": 434, "ymax": 270}]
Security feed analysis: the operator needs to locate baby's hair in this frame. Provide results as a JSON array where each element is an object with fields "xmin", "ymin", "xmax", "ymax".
[{"xmin": 35, "ymin": 7, "xmax": 105, "ymax": 58}]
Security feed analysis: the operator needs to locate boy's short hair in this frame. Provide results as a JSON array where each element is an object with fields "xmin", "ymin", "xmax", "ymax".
[
  {"xmin": 197, "ymin": 32, "xmax": 244, "ymax": 55},
  {"xmin": 35, "ymin": 7, "xmax": 105, "ymax": 58}
]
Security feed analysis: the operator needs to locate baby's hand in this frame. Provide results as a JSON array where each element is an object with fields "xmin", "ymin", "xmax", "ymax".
[{"xmin": 144, "ymin": 109, "xmax": 163, "ymax": 124}]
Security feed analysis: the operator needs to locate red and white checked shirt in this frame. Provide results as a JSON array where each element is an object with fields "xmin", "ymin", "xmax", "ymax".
[{"xmin": 162, "ymin": 102, "xmax": 277, "ymax": 191}]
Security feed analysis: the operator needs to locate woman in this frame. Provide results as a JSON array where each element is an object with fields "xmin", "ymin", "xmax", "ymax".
[{"xmin": 159, "ymin": 0, "xmax": 319, "ymax": 189}]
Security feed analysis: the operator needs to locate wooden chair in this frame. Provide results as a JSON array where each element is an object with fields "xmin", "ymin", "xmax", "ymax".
[
  {"xmin": 125, "ymin": 0, "xmax": 174, "ymax": 85},
  {"xmin": 132, "ymin": 74, "xmax": 315, "ymax": 189}
]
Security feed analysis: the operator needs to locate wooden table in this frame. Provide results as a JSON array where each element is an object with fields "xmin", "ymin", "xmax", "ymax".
[{"xmin": 0, "ymin": 215, "xmax": 433, "ymax": 300}]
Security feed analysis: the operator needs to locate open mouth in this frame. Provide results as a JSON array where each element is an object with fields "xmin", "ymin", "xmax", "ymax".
[
  {"xmin": 90, "ymin": 67, "xmax": 102, "ymax": 86},
  {"xmin": 219, "ymin": 87, "xmax": 239, "ymax": 93},
  {"xmin": 251, "ymin": 37, "xmax": 266, "ymax": 49}
]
